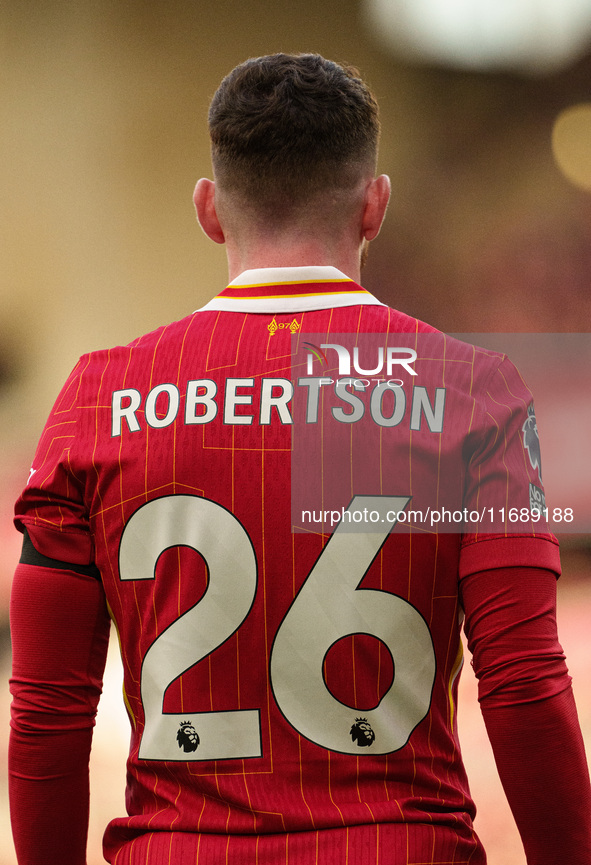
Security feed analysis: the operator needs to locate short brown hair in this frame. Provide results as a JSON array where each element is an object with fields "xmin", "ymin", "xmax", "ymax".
[{"xmin": 208, "ymin": 53, "xmax": 380, "ymax": 217}]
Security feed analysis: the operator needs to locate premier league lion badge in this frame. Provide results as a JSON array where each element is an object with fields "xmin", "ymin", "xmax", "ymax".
[
  {"xmin": 522, "ymin": 403, "xmax": 542, "ymax": 480},
  {"xmin": 350, "ymin": 717, "xmax": 376, "ymax": 747},
  {"xmin": 176, "ymin": 720, "xmax": 200, "ymax": 753}
]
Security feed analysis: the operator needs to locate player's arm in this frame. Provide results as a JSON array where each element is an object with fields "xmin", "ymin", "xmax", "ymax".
[
  {"xmin": 460, "ymin": 565, "xmax": 591, "ymax": 864},
  {"xmin": 9, "ymin": 530, "xmax": 110, "ymax": 865}
]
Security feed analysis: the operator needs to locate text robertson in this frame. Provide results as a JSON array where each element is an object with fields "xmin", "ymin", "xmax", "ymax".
[{"xmin": 111, "ymin": 377, "xmax": 446, "ymax": 437}]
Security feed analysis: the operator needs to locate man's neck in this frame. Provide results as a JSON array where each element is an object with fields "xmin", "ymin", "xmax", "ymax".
[{"xmin": 224, "ymin": 238, "xmax": 363, "ymax": 284}]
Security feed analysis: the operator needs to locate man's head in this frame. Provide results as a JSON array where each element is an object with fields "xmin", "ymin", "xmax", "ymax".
[
  {"xmin": 207, "ymin": 53, "xmax": 381, "ymax": 224},
  {"xmin": 195, "ymin": 53, "xmax": 390, "ymax": 279}
]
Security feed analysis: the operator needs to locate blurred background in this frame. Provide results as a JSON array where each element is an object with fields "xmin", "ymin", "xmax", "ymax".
[{"xmin": 1, "ymin": 1, "xmax": 590, "ymax": 862}]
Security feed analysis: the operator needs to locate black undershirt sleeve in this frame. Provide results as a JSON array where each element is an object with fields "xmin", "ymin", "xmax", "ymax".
[{"xmin": 19, "ymin": 528, "xmax": 101, "ymax": 580}]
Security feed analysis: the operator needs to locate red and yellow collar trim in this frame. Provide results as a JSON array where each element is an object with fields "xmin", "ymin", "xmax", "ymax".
[{"xmin": 197, "ymin": 266, "xmax": 383, "ymax": 313}]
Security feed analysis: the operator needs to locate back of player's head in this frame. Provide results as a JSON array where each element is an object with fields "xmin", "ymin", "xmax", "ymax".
[{"xmin": 208, "ymin": 53, "xmax": 380, "ymax": 223}]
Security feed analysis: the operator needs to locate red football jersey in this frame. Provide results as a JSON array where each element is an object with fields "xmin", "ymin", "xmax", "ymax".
[{"xmin": 15, "ymin": 266, "xmax": 560, "ymax": 864}]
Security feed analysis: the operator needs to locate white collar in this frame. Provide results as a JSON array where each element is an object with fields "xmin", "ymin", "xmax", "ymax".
[
  {"xmin": 228, "ymin": 265, "xmax": 351, "ymax": 285},
  {"xmin": 197, "ymin": 265, "xmax": 384, "ymax": 313}
]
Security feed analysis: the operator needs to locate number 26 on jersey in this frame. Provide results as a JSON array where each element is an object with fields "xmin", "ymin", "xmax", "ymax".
[{"xmin": 118, "ymin": 494, "xmax": 436, "ymax": 761}]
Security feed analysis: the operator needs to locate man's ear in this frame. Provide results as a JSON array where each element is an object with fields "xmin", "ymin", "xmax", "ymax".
[
  {"xmin": 361, "ymin": 174, "xmax": 391, "ymax": 242},
  {"xmin": 193, "ymin": 178, "xmax": 225, "ymax": 244}
]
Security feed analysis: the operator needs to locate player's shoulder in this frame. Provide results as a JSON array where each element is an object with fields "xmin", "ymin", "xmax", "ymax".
[
  {"xmin": 370, "ymin": 303, "xmax": 528, "ymax": 409},
  {"xmin": 78, "ymin": 310, "xmax": 204, "ymax": 371},
  {"xmin": 363, "ymin": 300, "xmax": 441, "ymax": 336},
  {"xmin": 375, "ymin": 303, "xmax": 508, "ymax": 367},
  {"xmin": 57, "ymin": 311, "xmax": 213, "ymax": 408}
]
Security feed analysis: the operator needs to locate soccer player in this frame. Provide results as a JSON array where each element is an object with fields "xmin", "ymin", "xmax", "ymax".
[{"xmin": 9, "ymin": 53, "xmax": 591, "ymax": 865}]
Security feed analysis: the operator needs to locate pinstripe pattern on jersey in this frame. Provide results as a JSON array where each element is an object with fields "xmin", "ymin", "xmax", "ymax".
[{"xmin": 110, "ymin": 823, "xmax": 483, "ymax": 864}]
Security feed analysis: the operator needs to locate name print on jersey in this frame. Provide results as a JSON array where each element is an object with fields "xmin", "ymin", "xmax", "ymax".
[{"xmin": 110, "ymin": 377, "xmax": 446, "ymax": 437}]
